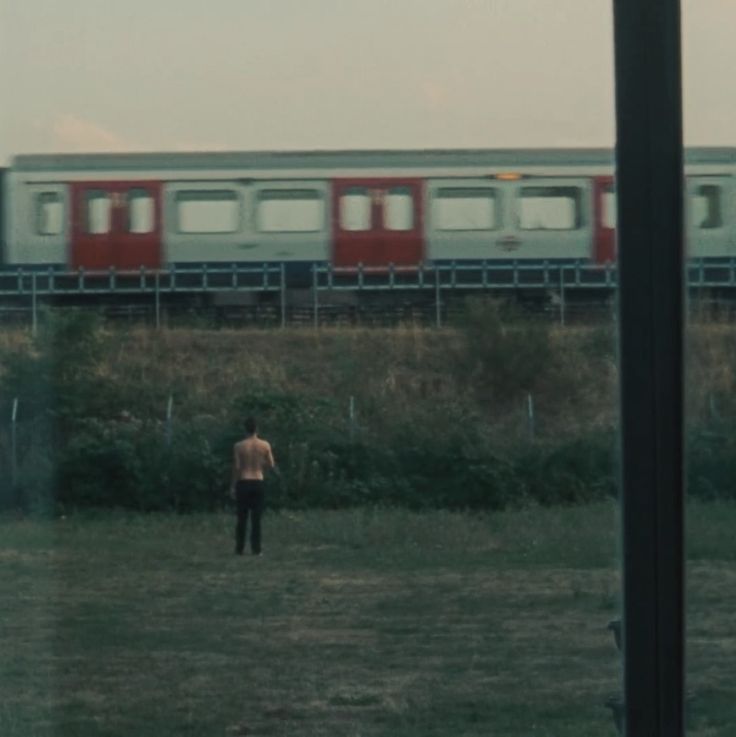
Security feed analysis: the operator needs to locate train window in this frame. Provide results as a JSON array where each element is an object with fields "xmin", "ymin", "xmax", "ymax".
[
  {"xmin": 340, "ymin": 188, "xmax": 371, "ymax": 231},
  {"xmin": 432, "ymin": 187, "xmax": 498, "ymax": 230},
  {"xmin": 384, "ymin": 187, "xmax": 414, "ymax": 231},
  {"xmin": 35, "ymin": 192, "xmax": 63, "ymax": 235},
  {"xmin": 602, "ymin": 186, "xmax": 617, "ymax": 229},
  {"xmin": 257, "ymin": 190, "xmax": 324, "ymax": 232},
  {"xmin": 691, "ymin": 185, "xmax": 722, "ymax": 229},
  {"xmin": 127, "ymin": 190, "xmax": 154, "ymax": 234},
  {"xmin": 176, "ymin": 190, "xmax": 240, "ymax": 233},
  {"xmin": 86, "ymin": 191, "xmax": 111, "ymax": 234},
  {"xmin": 519, "ymin": 186, "xmax": 581, "ymax": 230}
]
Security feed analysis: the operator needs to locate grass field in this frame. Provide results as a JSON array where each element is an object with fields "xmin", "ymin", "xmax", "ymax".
[{"xmin": 1, "ymin": 502, "xmax": 735, "ymax": 737}]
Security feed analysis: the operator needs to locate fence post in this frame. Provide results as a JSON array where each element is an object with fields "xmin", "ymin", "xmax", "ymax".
[
  {"xmin": 155, "ymin": 271, "xmax": 161, "ymax": 329},
  {"xmin": 280, "ymin": 263, "xmax": 286, "ymax": 329},
  {"xmin": 559, "ymin": 267, "xmax": 566, "ymax": 327},
  {"xmin": 349, "ymin": 396, "xmax": 356, "ymax": 441},
  {"xmin": 312, "ymin": 263, "xmax": 319, "ymax": 329},
  {"xmin": 434, "ymin": 267, "xmax": 442, "ymax": 328},
  {"xmin": 527, "ymin": 393, "xmax": 535, "ymax": 441},
  {"xmin": 166, "ymin": 395, "xmax": 173, "ymax": 447},
  {"xmin": 11, "ymin": 398, "xmax": 18, "ymax": 487},
  {"xmin": 31, "ymin": 272, "xmax": 38, "ymax": 337},
  {"xmin": 708, "ymin": 393, "xmax": 718, "ymax": 421}
]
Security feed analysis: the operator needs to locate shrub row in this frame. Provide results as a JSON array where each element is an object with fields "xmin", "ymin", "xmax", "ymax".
[
  {"xmin": 0, "ymin": 415, "xmax": 619, "ymax": 514},
  {"xmin": 5, "ymin": 418, "xmax": 733, "ymax": 515},
  {"xmin": 1, "ymin": 308, "xmax": 734, "ymax": 515}
]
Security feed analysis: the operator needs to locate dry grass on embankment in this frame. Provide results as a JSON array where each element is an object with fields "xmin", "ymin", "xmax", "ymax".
[{"xmin": 2, "ymin": 317, "xmax": 733, "ymax": 435}]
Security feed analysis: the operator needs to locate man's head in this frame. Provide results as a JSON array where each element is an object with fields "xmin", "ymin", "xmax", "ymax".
[{"xmin": 244, "ymin": 417, "xmax": 257, "ymax": 435}]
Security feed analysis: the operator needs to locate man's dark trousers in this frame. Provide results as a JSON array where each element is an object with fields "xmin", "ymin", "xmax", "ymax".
[{"xmin": 235, "ymin": 480, "xmax": 264, "ymax": 554}]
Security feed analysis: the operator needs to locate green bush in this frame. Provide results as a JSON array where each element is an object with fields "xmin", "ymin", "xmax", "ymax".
[
  {"xmin": 1, "ymin": 310, "xmax": 111, "ymax": 427},
  {"xmin": 686, "ymin": 423, "xmax": 736, "ymax": 501},
  {"xmin": 515, "ymin": 433, "xmax": 617, "ymax": 505},
  {"xmin": 52, "ymin": 419, "xmax": 224, "ymax": 512},
  {"xmin": 458, "ymin": 297, "xmax": 554, "ymax": 403}
]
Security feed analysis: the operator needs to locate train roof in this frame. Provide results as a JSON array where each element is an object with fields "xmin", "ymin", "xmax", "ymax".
[{"xmin": 10, "ymin": 147, "xmax": 736, "ymax": 172}]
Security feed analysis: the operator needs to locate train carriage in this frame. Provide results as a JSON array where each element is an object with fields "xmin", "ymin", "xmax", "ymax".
[{"xmin": 2, "ymin": 148, "xmax": 735, "ymax": 275}]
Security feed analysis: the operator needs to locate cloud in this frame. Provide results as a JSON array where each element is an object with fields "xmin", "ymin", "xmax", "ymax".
[
  {"xmin": 51, "ymin": 113, "xmax": 136, "ymax": 152},
  {"xmin": 48, "ymin": 113, "xmax": 236, "ymax": 153},
  {"xmin": 48, "ymin": 114, "xmax": 233, "ymax": 153}
]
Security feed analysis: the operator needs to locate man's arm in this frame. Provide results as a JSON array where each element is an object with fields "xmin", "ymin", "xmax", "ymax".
[{"xmin": 265, "ymin": 442, "xmax": 280, "ymax": 477}]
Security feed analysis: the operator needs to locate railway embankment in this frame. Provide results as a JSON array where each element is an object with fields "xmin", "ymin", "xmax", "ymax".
[{"xmin": 0, "ymin": 302, "xmax": 734, "ymax": 513}]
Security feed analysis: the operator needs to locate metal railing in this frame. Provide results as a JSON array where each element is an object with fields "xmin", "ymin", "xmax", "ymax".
[
  {"xmin": 4, "ymin": 258, "xmax": 736, "ymax": 298},
  {"xmin": 1, "ymin": 259, "xmax": 735, "ymax": 330}
]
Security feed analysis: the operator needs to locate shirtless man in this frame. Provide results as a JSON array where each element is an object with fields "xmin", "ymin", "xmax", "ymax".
[{"xmin": 231, "ymin": 417, "xmax": 275, "ymax": 556}]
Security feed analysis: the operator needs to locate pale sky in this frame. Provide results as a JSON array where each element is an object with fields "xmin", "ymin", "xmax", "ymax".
[{"xmin": 0, "ymin": 0, "xmax": 734, "ymax": 165}]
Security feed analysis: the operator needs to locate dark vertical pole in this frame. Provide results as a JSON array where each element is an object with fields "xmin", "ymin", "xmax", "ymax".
[
  {"xmin": 155, "ymin": 271, "xmax": 161, "ymax": 330},
  {"xmin": 280, "ymin": 263, "xmax": 286, "ymax": 329},
  {"xmin": 312, "ymin": 263, "xmax": 319, "ymax": 329},
  {"xmin": 31, "ymin": 272, "xmax": 38, "ymax": 337},
  {"xmin": 613, "ymin": 2, "xmax": 685, "ymax": 737},
  {"xmin": 11, "ymin": 398, "xmax": 18, "ymax": 488}
]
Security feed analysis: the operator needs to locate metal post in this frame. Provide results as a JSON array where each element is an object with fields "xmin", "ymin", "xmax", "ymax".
[
  {"xmin": 434, "ymin": 267, "xmax": 441, "ymax": 328},
  {"xmin": 11, "ymin": 398, "xmax": 18, "ymax": 488},
  {"xmin": 708, "ymin": 393, "xmax": 718, "ymax": 421},
  {"xmin": 559, "ymin": 267, "xmax": 566, "ymax": 327},
  {"xmin": 614, "ymin": 1, "xmax": 685, "ymax": 735},
  {"xmin": 165, "ymin": 395, "xmax": 173, "ymax": 447},
  {"xmin": 155, "ymin": 271, "xmax": 161, "ymax": 329},
  {"xmin": 31, "ymin": 273, "xmax": 38, "ymax": 337},
  {"xmin": 526, "ymin": 393, "xmax": 535, "ymax": 441},
  {"xmin": 312, "ymin": 263, "xmax": 319, "ymax": 329},
  {"xmin": 349, "ymin": 396, "xmax": 355, "ymax": 442},
  {"xmin": 280, "ymin": 263, "xmax": 286, "ymax": 329}
]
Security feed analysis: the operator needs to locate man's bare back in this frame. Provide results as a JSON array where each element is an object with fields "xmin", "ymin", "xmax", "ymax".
[{"xmin": 232, "ymin": 435, "xmax": 275, "ymax": 483}]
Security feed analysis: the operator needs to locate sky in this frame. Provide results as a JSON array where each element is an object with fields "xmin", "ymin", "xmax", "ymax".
[{"xmin": 0, "ymin": 0, "xmax": 734, "ymax": 165}]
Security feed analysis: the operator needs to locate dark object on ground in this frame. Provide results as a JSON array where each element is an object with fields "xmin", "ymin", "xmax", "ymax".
[
  {"xmin": 604, "ymin": 692, "xmax": 696, "ymax": 734},
  {"xmin": 607, "ymin": 618, "xmax": 622, "ymax": 651},
  {"xmin": 604, "ymin": 695, "xmax": 624, "ymax": 734}
]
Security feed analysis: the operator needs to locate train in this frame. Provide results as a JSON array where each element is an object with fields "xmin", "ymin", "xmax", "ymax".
[{"xmin": 0, "ymin": 147, "xmax": 734, "ymax": 276}]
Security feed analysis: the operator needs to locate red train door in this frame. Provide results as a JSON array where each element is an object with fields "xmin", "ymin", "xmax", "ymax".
[
  {"xmin": 332, "ymin": 178, "xmax": 424, "ymax": 268},
  {"xmin": 70, "ymin": 181, "xmax": 163, "ymax": 270},
  {"xmin": 593, "ymin": 176, "xmax": 616, "ymax": 263}
]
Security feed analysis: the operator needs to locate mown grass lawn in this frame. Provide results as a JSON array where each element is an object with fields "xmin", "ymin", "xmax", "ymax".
[{"xmin": 1, "ymin": 502, "xmax": 734, "ymax": 736}]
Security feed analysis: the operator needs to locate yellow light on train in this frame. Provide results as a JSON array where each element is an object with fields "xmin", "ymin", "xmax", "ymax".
[{"xmin": 495, "ymin": 172, "xmax": 522, "ymax": 180}]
